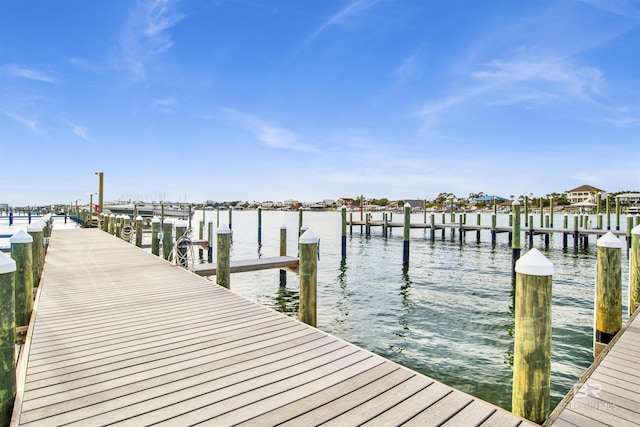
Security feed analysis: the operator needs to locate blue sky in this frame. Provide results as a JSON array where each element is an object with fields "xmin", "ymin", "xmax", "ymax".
[{"xmin": 1, "ymin": 0, "xmax": 638, "ymax": 206}]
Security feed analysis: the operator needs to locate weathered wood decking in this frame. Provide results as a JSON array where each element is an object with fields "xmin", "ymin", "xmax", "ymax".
[
  {"xmin": 193, "ymin": 256, "xmax": 299, "ymax": 276},
  {"xmin": 11, "ymin": 228, "xmax": 534, "ymax": 426},
  {"xmin": 546, "ymin": 309, "xmax": 640, "ymax": 427}
]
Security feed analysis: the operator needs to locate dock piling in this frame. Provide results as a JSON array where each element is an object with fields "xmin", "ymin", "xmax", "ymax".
[
  {"xmin": 135, "ymin": 215, "xmax": 143, "ymax": 247},
  {"xmin": 27, "ymin": 222, "xmax": 44, "ymax": 287},
  {"xmin": 280, "ymin": 224, "xmax": 287, "ymax": 286},
  {"xmin": 151, "ymin": 216, "xmax": 161, "ymax": 256},
  {"xmin": 299, "ymin": 229, "xmax": 318, "ymax": 327},
  {"xmin": 216, "ymin": 224, "xmax": 231, "ymax": 289},
  {"xmin": 511, "ymin": 200, "xmax": 521, "ymax": 281},
  {"xmin": 0, "ymin": 251, "xmax": 16, "ymax": 426},
  {"xmin": 403, "ymin": 203, "xmax": 411, "ymax": 270},
  {"xmin": 512, "ymin": 248, "xmax": 553, "ymax": 424},
  {"xmin": 341, "ymin": 206, "xmax": 346, "ymax": 259},
  {"xmin": 257, "ymin": 206, "xmax": 262, "ymax": 246},
  {"xmin": 10, "ymin": 230, "xmax": 34, "ymax": 332},
  {"xmin": 630, "ymin": 225, "xmax": 640, "ymax": 315},
  {"xmin": 162, "ymin": 218, "xmax": 173, "ymax": 260},
  {"xmin": 174, "ymin": 220, "xmax": 188, "ymax": 267},
  {"xmin": 594, "ymin": 232, "xmax": 623, "ymax": 358}
]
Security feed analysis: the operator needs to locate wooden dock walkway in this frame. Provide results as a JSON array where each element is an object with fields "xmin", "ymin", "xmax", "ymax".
[
  {"xmin": 546, "ymin": 309, "xmax": 640, "ymax": 427},
  {"xmin": 193, "ymin": 256, "xmax": 299, "ymax": 276},
  {"xmin": 11, "ymin": 228, "xmax": 535, "ymax": 426}
]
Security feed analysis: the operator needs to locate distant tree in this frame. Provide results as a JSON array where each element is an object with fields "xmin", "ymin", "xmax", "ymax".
[
  {"xmin": 370, "ymin": 198, "xmax": 389, "ymax": 206},
  {"xmin": 435, "ymin": 192, "xmax": 455, "ymax": 204}
]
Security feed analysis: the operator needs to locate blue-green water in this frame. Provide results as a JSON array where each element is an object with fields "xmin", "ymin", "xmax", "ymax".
[{"xmin": 188, "ymin": 209, "xmax": 631, "ymax": 413}]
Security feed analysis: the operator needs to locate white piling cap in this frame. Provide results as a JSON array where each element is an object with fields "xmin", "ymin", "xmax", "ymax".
[
  {"xmin": 633, "ymin": 225, "xmax": 640, "ymax": 235},
  {"xmin": 136, "ymin": 215, "xmax": 143, "ymax": 221},
  {"xmin": 597, "ymin": 232, "xmax": 622, "ymax": 248},
  {"xmin": 341, "ymin": 205, "xmax": 346, "ymax": 210},
  {"xmin": 281, "ymin": 224, "xmax": 287, "ymax": 230},
  {"xmin": 124, "ymin": 215, "xmax": 130, "ymax": 220},
  {"xmin": 151, "ymin": 216, "xmax": 161, "ymax": 223},
  {"xmin": 299, "ymin": 229, "xmax": 318, "ymax": 244},
  {"xmin": 10, "ymin": 229, "xmax": 33, "ymax": 243},
  {"xmin": 109, "ymin": 213, "xmax": 116, "ymax": 218},
  {"xmin": 163, "ymin": 218, "xmax": 173, "ymax": 224},
  {"xmin": 0, "ymin": 251, "xmax": 16, "ymax": 274},
  {"xmin": 515, "ymin": 248, "xmax": 553, "ymax": 276},
  {"xmin": 258, "ymin": 206, "xmax": 262, "ymax": 210},
  {"xmin": 512, "ymin": 200, "xmax": 520, "ymax": 206},
  {"xmin": 27, "ymin": 222, "xmax": 44, "ymax": 232},
  {"xmin": 217, "ymin": 224, "xmax": 231, "ymax": 234},
  {"xmin": 404, "ymin": 202, "xmax": 411, "ymax": 208},
  {"xmin": 175, "ymin": 220, "xmax": 188, "ymax": 228}
]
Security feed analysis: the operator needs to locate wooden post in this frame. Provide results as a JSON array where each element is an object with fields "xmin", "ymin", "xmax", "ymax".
[
  {"xmin": 458, "ymin": 211, "xmax": 464, "ymax": 241},
  {"xmin": 162, "ymin": 218, "xmax": 173, "ymax": 260},
  {"xmin": 549, "ymin": 196, "xmax": 554, "ymax": 228},
  {"xmin": 383, "ymin": 213, "xmax": 388, "ymax": 238},
  {"xmin": 10, "ymin": 230, "xmax": 33, "ymax": 330},
  {"xmin": 341, "ymin": 206, "xmax": 347, "ymax": 259},
  {"xmin": 8, "ymin": 212, "xmax": 12, "ymax": 226},
  {"xmin": 606, "ymin": 194, "xmax": 611, "ymax": 230},
  {"xmin": 298, "ymin": 207, "xmax": 304, "ymax": 237},
  {"xmin": 280, "ymin": 224, "xmax": 287, "ymax": 286},
  {"xmin": 403, "ymin": 203, "xmax": 411, "ymax": 270},
  {"xmin": 594, "ymin": 232, "xmax": 623, "ymax": 358},
  {"xmin": 544, "ymin": 214, "xmax": 550, "ymax": 248},
  {"xmin": 299, "ymin": 229, "xmax": 318, "ymax": 327},
  {"xmin": 349, "ymin": 212, "xmax": 353, "ymax": 235},
  {"xmin": 365, "ymin": 212, "xmax": 370, "ymax": 237},
  {"xmin": 135, "ymin": 215, "xmax": 143, "ymax": 247},
  {"xmin": 207, "ymin": 220, "xmax": 214, "ymax": 263},
  {"xmin": 188, "ymin": 204, "xmax": 192, "ymax": 231},
  {"xmin": 615, "ymin": 196, "xmax": 621, "ymax": 230},
  {"xmin": 257, "ymin": 206, "xmax": 262, "ymax": 246},
  {"xmin": 524, "ymin": 196, "xmax": 529, "ymax": 227},
  {"xmin": 528, "ymin": 214, "xmax": 534, "ymax": 248},
  {"xmin": 0, "ymin": 251, "xmax": 16, "ymax": 426},
  {"xmin": 198, "ymin": 218, "xmax": 204, "ymax": 259},
  {"xmin": 96, "ymin": 171, "xmax": 104, "ymax": 213},
  {"xmin": 491, "ymin": 213, "xmax": 497, "ymax": 244},
  {"xmin": 89, "ymin": 193, "xmax": 94, "ymax": 228},
  {"xmin": 151, "ymin": 216, "xmax": 161, "ymax": 256},
  {"xmin": 216, "ymin": 224, "xmax": 231, "ymax": 289},
  {"xmin": 175, "ymin": 220, "xmax": 188, "ymax": 267},
  {"xmin": 512, "ymin": 248, "xmax": 553, "ymax": 424},
  {"xmin": 228, "ymin": 206, "xmax": 232, "ymax": 231},
  {"xmin": 627, "ymin": 215, "xmax": 634, "ymax": 250},
  {"xmin": 597, "ymin": 212, "xmax": 603, "ymax": 230},
  {"xmin": 27, "ymin": 222, "xmax": 44, "ymax": 288},
  {"xmin": 562, "ymin": 213, "xmax": 568, "ymax": 249},
  {"xmin": 629, "ymin": 225, "xmax": 640, "ymax": 315},
  {"xmin": 597, "ymin": 192, "xmax": 602, "ymax": 215},
  {"xmin": 512, "ymin": 200, "xmax": 521, "ymax": 282},
  {"xmin": 573, "ymin": 214, "xmax": 579, "ymax": 250},
  {"xmin": 476, "ymin": 212, "xmax": 481, "ymax": 242},
  {"xmin": 539, "ymin": 198, "xmax": 544, "ymax": 227},
  {"xmin": 430, "ymin": 213, "xmax": 435, "ymax": 240}
]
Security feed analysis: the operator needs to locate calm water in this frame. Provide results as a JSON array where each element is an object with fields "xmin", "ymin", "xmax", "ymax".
[
  {"xmin": 187, "ymin": 209, "xmax": 631, "ymax": 413},
  {"xmin": 1, "ymin": 210, "xmax": 633, "ymax": 413}
]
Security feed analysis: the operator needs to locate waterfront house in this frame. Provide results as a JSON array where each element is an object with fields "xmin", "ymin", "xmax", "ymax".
[{"xmin": 565, "ymin": 185, "xmax": 605, "ymax": 204}]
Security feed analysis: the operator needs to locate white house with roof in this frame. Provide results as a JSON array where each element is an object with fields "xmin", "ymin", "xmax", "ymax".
[{"xmin": 566, "ymin": 185, "xmax": 605, "ymax": 203}]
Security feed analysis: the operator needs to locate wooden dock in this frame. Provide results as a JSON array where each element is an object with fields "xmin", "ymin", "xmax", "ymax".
[
  {"xmin": 11, "ymin": 228, "xmax": 535, "ymax": 426},
  {"xmin": 193, "ymin": 256, "xmax": 299, "ymax": 276},
  {"xmin": 546, "ymin": 309, "xmax": 640, "ymax": 427}
]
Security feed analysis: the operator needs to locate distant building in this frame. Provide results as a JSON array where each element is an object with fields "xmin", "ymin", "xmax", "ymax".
[{"xmin": 566, "ymin": 185, "xmax": 605, "ymax": 203}]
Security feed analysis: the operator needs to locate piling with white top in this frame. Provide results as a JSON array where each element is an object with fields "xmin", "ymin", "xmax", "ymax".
[
  {"xmin": 280, "ymin": 224, "xmax": 287, "ymax": 286},
  {"xmin": 594, "ymin": 232, "xmax": 622, "ymax": 358},
  {"xmin": 216, "ymin": 224, "xmax": 231, "ymax": 289},
  {"xmin": 491, "ymin": 213, "xmax": 497, "ymax": 244},
  {"xmin": 257, "ymin": 206, "xmax": 262, "ymax": 246},
  {"xmin": 27, "ymin": 222, "xmax": 44, "ymax": 287},
  {"xmin": 207, "ymin": 221, "xmax": 214, "ymax": 263},
  {"xmin": 108, "ymin": 213, "xmax": 116, "ymax": 235},
  {"xmin": 299, "ymin": 229, "xmax": 318, "ymax": 327},
  {"xmin": 403, "ymin": 203, "xmax": 411, "ymax": 270},
  {"xmin": 135, "ymin": 215, "xmax": 143, "ymax": 247},
  {"xmin": 162, "ymin": 218, "xmax": 173, "ymax": 260},
  {"xmin": 0, "ymin": 251, "xmax": 17, "ymax": 426},
  {"xmin": 151, "ymin": 216, "xmax": 161, "ymax": 256},
  {"xmin": 511, "ymin": 200, "xmax": 521, "ymax": 281},
  {"xmin": 175, "ymin": 220, "xmax": 188, "ymax": 267},
  {"xmin": 341, "ymin": 206, "xmax": 347, "ymax": 259},
  {"xmin": 629, "ymin": 225, "xmax": 640, "ymax": 315},
  {"xmin": 10, "ymin": 230, "xmax": 34, "ymax": 330},
  {"xmin": 512, "ymin": 248, "xmax": 553, "ymax": 424}
]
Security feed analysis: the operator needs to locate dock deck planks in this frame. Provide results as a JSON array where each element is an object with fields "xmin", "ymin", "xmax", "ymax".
[
  {"xmin": 546, "ymin": 309, "xmax": 640, "ymax": 426},
  {"xmin": 12, "ymin": 228, "xmax": 534, "ymax": 426}
]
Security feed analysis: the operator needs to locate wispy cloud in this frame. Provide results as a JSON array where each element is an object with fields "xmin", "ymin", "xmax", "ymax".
[
  {"xmin": 118, "ymin": 0, "xmax": 183, "ymax": 80},
  {"xmin": 1, "ymin": 65, "xmax": 55, "ymax": 83},
  {"xmin": 293, "ymin": 0, "xmax": 380, "ymax": 56},
  {"xmin": 1, "ymin": 110, "xmax": 41, "ymax": 134},
  {"xmin": 575, "ymin": 0, "xmax": 640, "ymax": 18},
  {"xmin": 220, "ymin": 108, "xmax": 316, "ymax": 152}
]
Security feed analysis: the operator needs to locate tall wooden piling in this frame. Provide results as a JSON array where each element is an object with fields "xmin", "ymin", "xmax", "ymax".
[
  {"xmin": 175, "ymin": 220, "xmax": 188, "ymax": 267},
  {"xmin": 151, "ymin": 216, "xmax": 161, "ymax": 256},
  {"xmin": 10, "ymin": 230, "xmax": 34, "ymax": 330},
  {"xmin": 524, "ymin": 196, "xmax": 529, "ymax": 227},
  {"xmin": 0, "ymin": 251, "xmax": 16, "ymax": 426},
  {"xmin": 512, "ymin": 248, "xmax": 553, "ymax": 424},
  {"xmin": 491, "ymin": 213, "xmax": 497, "ymax": 244},
  {"xmin": 430, "ymin": 213, "xmax": 435, "ymax": 240},
  {"xmin": 217, "ymin": 224, "xmax": 231, "ymax": 289},
  {"xmin": 27, "ymin": 222, "xmax": 44, "ymax": 287},
  {"xmin": 299, "ymin": 229, "xmax": 318, "ymax": 327},
  {"xmin": 615, "ymin": 196, "xmax": 620, "ymax": 230},
  {"xmin": 549, "ymin": 197, "xmax": 554, "ymax": 228},
  {"xmin": 606, "ymin": 194, "xmax": 611, "ymax": 230},
  {"xmin": 207, "ymin": 221, "xmax": 214, "ymax": 263},
  {"xmin": 135, "ymin": 215, "xmax": 143, "ymax": 247},
  {"xmin": 228, "ymin": 206, "xmax": 233, "ymax": 231},
  {"xmin": 626, "ymin": 215, "xmax": 634, "ymax": 250},
  {"xmin": 594, "ymin": 232, "xmax": 622, "ymax": 358},
  {"xmin": 629, "ymin": 225, "xmax": 640, "ymax": 315},
  {"xmin": 573, "ymin": 214, "xmax": 579, "ymax": 250},
  {"xmin": 298, "ymin": 207, "xmax": 304, "ymax": 237},
  {"xmin": 108, "ymin": 213, "xmax": 116, "ymax": 235},
  {"xmin": 341, "ymin": 206, "xmax": 347, "ymax": 259},
  {"xmin": 476, "ymin": 212, "xmax": 481, "ymax": 242},
  {"xmin": 512, "ymin": 200, "xmax": 521, "ymax": 281},
  {"xmin": 562, "ymin": 214, "xmax": 568, "ymax": 249},
  {"xmin": 162, "ymin": 218, "xmax": 173, "ymax": 260},
  {"xmin": 539, "ymin": 198, "xmax": 544, "ymax": 227},
  {"xmin": 403, "ymin": 203, "xmax": 411, "ymax": 270},
  {"xmin": 257, "ymin": 206, "xmax": 262, "ymax": 246},
  {"xmin": 280, "ymin": 224, "xmax": 287, "ymax": 286}
]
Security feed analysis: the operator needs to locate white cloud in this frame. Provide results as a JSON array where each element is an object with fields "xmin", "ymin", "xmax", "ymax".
[
  {"xmin": 72, "ymin": 124, "xmax": 90, "ymax": 140},
  {"xmin": 293, "ymin": 0, "xmax": 380, "ymax": 56},
  {"xmin": 1, "ymin": 65, "xmax": 55, "ymax": 83},
  {"xmin": 575, "ymin": 0, "xmax": 640, "ymax": 18},
  {"xmin": 119, "ymin": 0, "xmax": 183, "ymax": 80},
  {"xmin": 220, "ymin": 108, "xmax": 316, "ymax": 152},
  {"xmin": 1, "ymin": 110, "xmax": 41, "ymax": 134}
]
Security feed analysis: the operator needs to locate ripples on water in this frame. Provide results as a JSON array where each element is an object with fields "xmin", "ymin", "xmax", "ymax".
[{"xmin": 201, "ymin": 210, "xmax": 633, "ymax": 412}]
